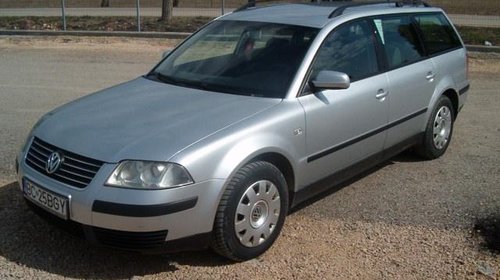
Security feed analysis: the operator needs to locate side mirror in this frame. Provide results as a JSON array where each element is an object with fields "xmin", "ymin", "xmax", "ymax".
[
  {"xmin": 161, "ymin": 50, "xmax": 171, "ymax": 59},
  {"xmin": 310, "ymin": 70, "xmax": 350, "ymax": 91}
]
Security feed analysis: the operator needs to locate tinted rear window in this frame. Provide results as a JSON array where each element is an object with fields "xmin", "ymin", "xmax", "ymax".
[
  {"xmin": 414, "ymin": 13, "xmax": 462, "ymax": 55},
  {"xmin": 373, "ymin": 16, "xmax": 424, "ymax": 69}
]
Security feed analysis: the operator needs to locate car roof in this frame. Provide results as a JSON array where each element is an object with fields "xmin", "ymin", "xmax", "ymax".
[
  {"xmin": 219, "ymin": 3, "xmax": 440, "ymax": 28},
  {"xmin": 221, "ymin": 4, "xmax": 334, "ymax": 28}
]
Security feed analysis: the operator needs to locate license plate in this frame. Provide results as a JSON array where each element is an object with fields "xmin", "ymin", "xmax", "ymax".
[{"xmin": 23, "ymin": 179, "xmax": 69, "ymax": 220}]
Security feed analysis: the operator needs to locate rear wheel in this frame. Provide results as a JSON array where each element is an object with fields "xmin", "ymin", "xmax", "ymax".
[
  {"xmin": 212, "ymin": 161, "xmax": 289, "ymax": 261},
  {"xmin": 416, "ymin": 95, "xmax": 455, "ymax": 159}
]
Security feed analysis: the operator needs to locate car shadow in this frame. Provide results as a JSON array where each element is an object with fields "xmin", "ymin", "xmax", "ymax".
[
  {"xmin": 290, "ymin": 160, "xmax": 392, "ymax": 214},
  {"xmin": 289, "ymin": 150, "xmax": 424, "ymax": 214},
  {"xmin": 0, "ymin": 159, "xmax": 404, "ymax": 278},
  {"xmin": 3, "ymin": 147, "xmax": 497, "ymax": 277},
  {"xmin": 0, "ymin": 182, "xmax": 231, "ymax": 279},
  {"xmin": 390, "ymin": 149, "xmax": 426, "ymax": 163}
]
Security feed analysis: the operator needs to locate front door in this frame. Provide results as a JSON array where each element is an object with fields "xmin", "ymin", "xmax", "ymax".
[{"xmin": 298, "ymin": 19, "xmax": 389, "ymax": 189}]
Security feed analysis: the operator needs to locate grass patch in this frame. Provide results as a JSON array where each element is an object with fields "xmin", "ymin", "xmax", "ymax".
[{"xmin": 456, "ymin": 26, "xmax": 500, "ymax": 45}]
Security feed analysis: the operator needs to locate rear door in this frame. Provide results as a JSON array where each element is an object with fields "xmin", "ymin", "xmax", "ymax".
[
  {"xmin": 298, "ymin": 19, "xmax": 389, "ymax": 186},
  {"xmin": 371, "ymin": 15, "xmax": 436, "ymax": 148}
]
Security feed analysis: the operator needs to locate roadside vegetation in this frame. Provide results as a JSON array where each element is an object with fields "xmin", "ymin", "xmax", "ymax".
[
  {"xmin": 0, "ymin": 16, "xmax": 211, "ymax": 33},
  {"xmin": 0, "ymin": 16, "xmax": 499, "ymax": 45},
  {"xmin": 457, "ymin": 26, "xmax": 500, "ymax": 46},
  {"xmin": 1, "ymin": 0, "xmax": 499, "ymax": 15},
  {"xmin": 427, "ymin": 0, "xmax": 500, "ymax": 16}
]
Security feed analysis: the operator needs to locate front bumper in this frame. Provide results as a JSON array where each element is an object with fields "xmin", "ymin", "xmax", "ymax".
[
  {"xmin": 24, "ymin": 198, "xmax": 212, "ymax": 253},
  {"xmin": 17, "ymin": 154, "xmax": 226, "ymax": 252}
]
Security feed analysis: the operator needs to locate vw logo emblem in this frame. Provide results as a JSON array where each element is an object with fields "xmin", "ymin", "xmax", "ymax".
[
  {"xmin": 252, "ymin": 206, "xmax": 262, "ymax": 220},
  {"xmin": 46, "ymin": 152, "xmax": 63, "ymax": 174}
]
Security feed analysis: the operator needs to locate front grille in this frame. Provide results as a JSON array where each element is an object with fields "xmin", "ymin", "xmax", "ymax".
[
  {"xmin": 93, "ymin": 227, "xmax": 168, "ymax": 250},
  {"xmin": 25, "ymin": 137, "xmax": 104, "ymax": 188}
]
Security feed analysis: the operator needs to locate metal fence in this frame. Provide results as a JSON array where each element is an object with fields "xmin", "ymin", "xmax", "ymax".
[
  {"xmin": 0, "ymin": 0, "xmax": 248, "ymax": 32},
  {"xmin": 0, "ymin": 0, "xmax": 499, "ymax": 32}
]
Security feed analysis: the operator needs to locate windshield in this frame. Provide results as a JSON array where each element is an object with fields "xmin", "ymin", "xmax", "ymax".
[{"xmin": 149, "ymin": 20, "xmax": 319, "ymax": 98}]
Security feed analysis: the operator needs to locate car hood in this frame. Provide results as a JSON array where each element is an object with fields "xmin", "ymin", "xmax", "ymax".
[{"xmin": 34, "ymin": 77, "xmax": 281, "ymax": 163}]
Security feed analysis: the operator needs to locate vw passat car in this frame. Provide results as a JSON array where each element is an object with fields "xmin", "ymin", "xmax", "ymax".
[{"xmin": 16, "ymin": 1, "xmax": 469, "ymax": 261}]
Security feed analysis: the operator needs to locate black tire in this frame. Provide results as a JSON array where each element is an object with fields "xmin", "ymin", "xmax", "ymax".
[
  {"xmin": 416, "ymin": 95, "xmax": 455, "ymax": 159},
  {"xmin": 211, "ymin": 161, "xmax": 289, "ymax": 261}
]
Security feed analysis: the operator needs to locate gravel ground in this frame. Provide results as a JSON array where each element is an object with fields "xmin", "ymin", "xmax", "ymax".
[{"xmin": 0, "ymin": 36, "xmax": 498, "ymax": 279}]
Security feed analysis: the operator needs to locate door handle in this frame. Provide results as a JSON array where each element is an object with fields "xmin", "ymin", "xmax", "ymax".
[
  {"xmin": 375, "ymin": 89, "xmax": 388, "ymax": 100},
  {"xmin": 426, "ymin": 71, "xmax": 435, "ymax": 81}
]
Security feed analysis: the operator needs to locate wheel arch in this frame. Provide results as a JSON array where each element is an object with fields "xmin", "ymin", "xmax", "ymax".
[
  {"xmin": 424, "ymin": 82, "xmax": 459, "ymax": 133},
  {"xmin": 251, "ymin": 152, "xmax": 296, "ymax": 210},
  {"xmin": 428, "ymin": 72, "xmax": 460, "ymax": 120},
  {"xmin": 441, "ymin": 88, "xmax": 459, "ymax": 119},
  {"xmin": 199, "ymin": 132, "xmax": 300, "ymax": 210}
]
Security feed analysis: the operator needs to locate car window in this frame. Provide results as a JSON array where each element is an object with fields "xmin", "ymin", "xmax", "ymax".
[
  {"xmin": 174, "ymin": 25, "xmax": 241, "ymax": 66},
  {"xmin": 174, "ymin": 23, "xmax": 312, "ymax": 66},
  {"xmin": 154, "ymin": 20, "xmax": 319, "ymax": 98},
  {"xmin": 311, "ymin": 19, "xmax": 379, "ymax": 82},
  {"xmin": 414, "ymin": 13, "xmax": 462, "ymax": 55},
  {"xmin": 373, "ymin": 16, "xmax": 424, "ymax": 69}
]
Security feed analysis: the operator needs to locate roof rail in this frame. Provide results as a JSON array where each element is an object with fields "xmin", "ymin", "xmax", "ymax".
[
  {"xmin": 234, "ymin": 0, "xmax": 288, "ymax": 12},
  {"xmin": 234, "ymin": 0, "xmax": 256, "ymax": 12},
  {"xmin": 233, "ymin": 0, "xmax": 430, "ymax": 14},
  {"xmin": 329, "ymin": 0, "xmax": 431, "ymax": 18},
  {"xmin": 234, "ymin": 0, "xmax": 339, "ymax": 13}
]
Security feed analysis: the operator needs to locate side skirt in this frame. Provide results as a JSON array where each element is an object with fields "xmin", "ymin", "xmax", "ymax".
[{"xmin": 290, "ymin": 133, "xmax": 424, "ymax": 209}]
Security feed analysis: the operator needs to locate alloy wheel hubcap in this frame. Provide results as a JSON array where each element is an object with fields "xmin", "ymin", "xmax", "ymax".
[
  {"xmin": 250, "ymin": 200, "xmax": 269, "ymax": 228},
  {"xmin": 433, "ymin": 106, "xmax": 452, "ymax": 149},
  {"xmin": 235, "ymin": 180, "xmax": 281, "ymax": 248}
]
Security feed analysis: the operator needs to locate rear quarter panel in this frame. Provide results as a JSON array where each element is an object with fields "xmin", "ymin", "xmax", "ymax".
[{"xmin": 426, "ymin": 47, "xmax": 468, "ymax": 129}]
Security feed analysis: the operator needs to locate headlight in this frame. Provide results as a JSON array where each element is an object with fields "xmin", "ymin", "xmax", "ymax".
[{"xmin": 106, "ymin": 161, "xmax": 194, "ymax": 189}]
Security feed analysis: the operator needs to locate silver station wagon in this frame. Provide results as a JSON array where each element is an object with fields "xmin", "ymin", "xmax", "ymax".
[{"xmin": 16, "ymin": 1, "xmax": 469, "ymax": 261}]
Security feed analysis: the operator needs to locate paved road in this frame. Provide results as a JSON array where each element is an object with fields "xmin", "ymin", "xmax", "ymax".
[
  {"xmin": 0, "ymin": 38, "xmax": 498, "ymax": 279},
  {"xmin": 0, "ymin": 8, "xmax": 499, "ymax": 27}
]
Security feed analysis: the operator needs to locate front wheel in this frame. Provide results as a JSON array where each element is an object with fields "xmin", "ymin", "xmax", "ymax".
[
  {"xmin": 211, "ymin": 161, "xmax": 289, "ymax": 261},
  {"xmin": 416, "ymin": 95, "xmax": 455, "ymax": 159}
]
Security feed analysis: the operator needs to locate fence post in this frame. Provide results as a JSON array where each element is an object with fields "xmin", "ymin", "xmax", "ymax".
[
  {"xmin": 61, "ymin": 0, "xmax": 66, "ymax": 31},
  {"xmin": 136, "ymin": 0, "xmax": 141, "ymax": 32},
  {"xmin": 221, "ymin": 0, "xmax": 225, "ymax": 15}
]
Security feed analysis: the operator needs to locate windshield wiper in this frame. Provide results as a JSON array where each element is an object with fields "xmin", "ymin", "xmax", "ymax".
[
  {"xmin": 146, "ymin": 72, "xmax": 186, "ymax": 86},
  {"xmin": 146, "ymin": 72, "xmax": 254, "ymax": 96},
  {"xmin": 147, "ymin": 72, "xmax": 218, "ymax": 92},
  {"xmin": 147, "ymin": 72, "xmax": 213, "ymax": 91}
]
